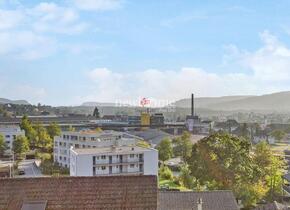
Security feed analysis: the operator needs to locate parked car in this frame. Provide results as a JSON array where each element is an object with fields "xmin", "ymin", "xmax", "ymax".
[{"xmin": 18, "ymin": 170, "xmax": 25, "ymax": 175}]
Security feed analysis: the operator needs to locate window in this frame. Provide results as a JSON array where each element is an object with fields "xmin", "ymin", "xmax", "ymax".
[
  {"xmin": 91, "ymin": 137, "xmax": 95, "ymax": 141},
  {"xmin": 93, "ymin": 156, "xmax": 96, "ymax": 165},
  {"xmin": 13, "ymin": 135, "xmax": 16, "ymax": 140},
  {"xmin": 64, "ymin": 157, "xmax": 66, "ymax": 161},
  {"xmin": 130, "ymin": 164, "xmax": 134, "ymax": 168},
  {"xmin": 130, "ymin": 154, "xmax": 134, "ymax": 158},
  {"xmin": 93, "ymin": 167, "xmax": 96, "ymax": 175},
  {"xmin": 5, "ymin": 135, "xmax": 10, "ymax": 138},
  {"xmin": 59, "ymin": 156, "xmax": 62, "ymax": 160},
  {"xmin": 101, "ymin": 155, "xmax": 106, "ymax": 159},
  {"xmin": 97, "ymin": 156, "xmax": 99, "ymax": 160},
  {"xmin": 101, "ymin": 166, "xmax": 106, "ymax": 170},
  {"xmin": 83, "ymin": 137, "xmax": 86, "ymax": 141},
  {"xmin": 82, "ymin": 145, "xmax": 85, "ymax": 148}
]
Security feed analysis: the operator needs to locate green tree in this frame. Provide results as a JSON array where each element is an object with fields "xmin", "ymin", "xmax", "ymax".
[
  {"xmin": 156, "ymin": 138, "xmax": 173, "ymax": 162},
  {"xmin": 137, "ymin": 140, "xmax": 151, "ymax": 148},
  {"xmin": 0, "ymin": 134, "xmax": 7, "ymax": 156},
  {"xmin": 34, "ymin": 123, "xmax": 52, "ymax": 151},
  {"xmin": 68, "ymin": 125, "xmax": 75, "ymax": 132},
  {"xmin": 189, "ymin": 132, "xmax": 262, "ymax": 207},
  {"xmin": 159, "ymin": 165, "xmax": 173, "ymax": 180},
  {"xmin": 253, "ymin": 141, "xmax": 285, "ymax": 201},
  {"xmin": 93, "ymin": 107, "xmax": 100, "ymax": 118},
  {"xmin": 270, "ymin": 130, "xmax": 286, "ymax": 142},
  {"xmin": 179, "ymin": 164, "xmax": 195, "ymax": 189},
  {"xmin": 46, "ymin": 122, "xmax": 61, "ymax": 139},
  {"xmin": 13, "ymin": 135, "xmax": 29, "ymax": 157},
  {"xmin": 173, "ymin": 131, "xmax": 192, "ymax": 163},
  {"xmin": 240, "ymin": 123, "xmax": 250, "ymax": 139},
  {"xmin": 20, "ymin": 115, "xmax": 37, "ymax": 148}
]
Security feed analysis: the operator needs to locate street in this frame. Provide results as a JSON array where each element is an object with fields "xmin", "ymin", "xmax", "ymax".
[{"xmin": 16, "ymin": 159, "xmax": 43, "ymax": 177}]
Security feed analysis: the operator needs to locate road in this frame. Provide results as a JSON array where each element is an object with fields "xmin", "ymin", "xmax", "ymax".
[{"xmin": 16, "ymin": 159, "xmax": 43, "ymax": 177}]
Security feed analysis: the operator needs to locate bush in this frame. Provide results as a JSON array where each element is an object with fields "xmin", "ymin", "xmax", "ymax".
[{"xmin": 159, "ymin": 165, "xmax": 173, "ymax": 180}]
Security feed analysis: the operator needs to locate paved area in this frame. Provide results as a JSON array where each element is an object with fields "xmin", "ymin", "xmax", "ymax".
[
  {"xmin": 0, "ymin": 159, "xmax": 43, "ymax": 178},
  {"xmin": 16, "ymin": 159, "xmax": 43, "ymax": 177}
]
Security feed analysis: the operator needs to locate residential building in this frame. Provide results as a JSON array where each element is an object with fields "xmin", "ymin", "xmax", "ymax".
[
  {"xmin": 0, "ymin": 176, "xmax": 157, "ymax": 210},
  {"xmin": 158, "ymin": 191, "xmax": 239, "ymax": 210},
  {"xmin": 70, "ymin": 146, "xmax": 158, "ymax": 176},
  {"xmin": 54, "ymin": 130, "xmax": 140, "ymax": 168},
  {"xmin": 0, "ymin": 125, "xmax": 25, "ymax": 155}
]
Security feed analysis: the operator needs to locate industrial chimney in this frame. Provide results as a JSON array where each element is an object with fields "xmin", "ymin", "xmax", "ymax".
[{"xmin": 191, "ymin": 93, "xmax": 194, "ymax": 116}]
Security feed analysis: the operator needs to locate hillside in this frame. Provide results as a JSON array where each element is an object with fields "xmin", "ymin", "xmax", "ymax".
[
  {"xmin": 0, "ymin": 98, "xmax": 30, "ymax": 105},
  {"xmin": 174, "ymin": 95, "xmax": 253, "ymax": 108},
  {"xmin": 174, "ymin": 92, "xmax": 290, "ymax": 112}
]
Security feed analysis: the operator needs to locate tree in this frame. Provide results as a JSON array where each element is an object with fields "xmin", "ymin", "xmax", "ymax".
[
  {"xmin": 188, "ymin": 132, "xmax": 286, "ymax": 208},
  {"xmin": 34, "ymin": 123, "xmax": 52, "ymax": 151},
  {"xmin": 93, "ymin": 107, "xmax": 100, "ymax": 118},
  {"xmin": 253, "ymin": 141, "xmax": 285, "ymax": 201},
  {"xmin": 156, "ymin": 138, "xmax": 173, "ymax": 162},
  {"xmin": 173, "ymin": 131, "xmax": 192, "ymax": 163},
  {"xmin": 47, "ymin": 122, "xmax": 61, "ymax": 139},
  {"xmin": 68, "ymin": 125, "xmax": 75, "ymax": 132},
  {"xmin": 189, "ymin": 132, "xmax": 262, "ymax": 207},
  {"xmin": 179, "ymin": 164, "xmax": 195, "ymax": 189},
  {"xmin": 13, "ymin": 135, "xmax": 29, "ymax": 157},
  {"xmin": 20, "ymin": 115, "xmax": 37, "ymax": 149},
  {"xmin": 137, "ymin": 140, "xmax": 151, "ymax": 148},
  {"xmin": 0, "ymin": 134, "xmax": 7, "ymax": 156},
  {"xmin": 270, "ymin": 130, "xmax": 286, "ymax": 142},
  {"xmin": 159, "ymin": 165, "xmax": 173, "ymax": 180}
]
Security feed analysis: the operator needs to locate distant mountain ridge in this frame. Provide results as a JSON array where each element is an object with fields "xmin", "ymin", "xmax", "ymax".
[
  {"xmin": 174, "ymin": 91, "xmax": 290, "ymax": 112},
  {"xmin": 0, "ymin": 98, "xmax": 30, "ymax": 105}
]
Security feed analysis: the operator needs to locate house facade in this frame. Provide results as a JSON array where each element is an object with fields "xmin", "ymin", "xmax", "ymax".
[
  {"xmin": 53, "ymin": 130, "xmax": 140, "ymax": 168},
  {"xmin": 70, "ymin": 146, "xmax": 158, "ymax": 176},
  {"xmin": 0, "ymin": 125, "xmax": 25, "ymax": 155}
]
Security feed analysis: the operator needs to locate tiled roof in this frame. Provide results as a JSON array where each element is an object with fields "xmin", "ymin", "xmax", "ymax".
[
  {"xmin": 254, "ymin": 202, "xmax": 289, "ymax": 210},
  {"xmin": 0, "ymin": 175, "xmax": 157, "ymax": 210},
  {"xmin": 158, "ymin": 191, "xmax": 239, "ymax": 210}
]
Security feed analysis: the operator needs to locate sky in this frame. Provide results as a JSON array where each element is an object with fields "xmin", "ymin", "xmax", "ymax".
[{"xmin": 1, "ymin": 0, "xmax": 290, "ymax": 106}]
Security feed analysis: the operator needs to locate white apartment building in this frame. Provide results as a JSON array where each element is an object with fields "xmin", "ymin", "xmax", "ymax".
[
  {"xmin": 54, "ymin": 130, "xmax": 141, "ymax": 168},
  {"xmin": 0, "ymin": 125, "xmax": 25, "ymax": 154},
  {"xmin": 70, "ymin": 145, "xmax": 158, "ymax": 176}
]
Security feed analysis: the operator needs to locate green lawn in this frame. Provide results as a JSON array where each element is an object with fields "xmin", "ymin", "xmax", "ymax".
[{"xmin": 159, "ymin": 179, "xmax": 188, "ymax": 191}]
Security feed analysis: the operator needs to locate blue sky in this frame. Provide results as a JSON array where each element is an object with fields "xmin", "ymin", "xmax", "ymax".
[{"xmin": 1, "ymin": 0, "xmax": 290, "ymax": 105}]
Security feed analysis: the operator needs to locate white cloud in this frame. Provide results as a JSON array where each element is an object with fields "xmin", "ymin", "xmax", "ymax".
[
  {"xmin": 0, "ymin": 31, "xmax": 56, "ymax": 59},
  {"xmin": 74, "ymin": 0, "xmax": 122, "ymax": 11},
  {"xmin": 31, "ymin": 2, "xmax": 88, "ymax": 34},
  {"xmin": 83, "ymin": 31, "xmax": 290, "ymax": 103},
  {"xmin": 0, "ymin": 81, "xmax": 46, "ymax": 104},
  {"xmin": 0, "ymin": 9, "xmax": 24, "ymax": 29}
]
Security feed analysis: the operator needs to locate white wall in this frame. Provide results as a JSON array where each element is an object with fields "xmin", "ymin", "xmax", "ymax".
[{"xmin": 143, "ymin": 149, "xmax": 158, "ymax": 175}]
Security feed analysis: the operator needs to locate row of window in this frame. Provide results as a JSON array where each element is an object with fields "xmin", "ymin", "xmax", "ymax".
[
  {"xmin": 56, "ymin": 142, "xmax": 97, "ymax": 149},
  {"xmin": 4, "ymin": 135, "xmax": 17, "ymax": 139},
  {"xmin": 62, "ymin": 135, "xmax": 119, "ymax": 141}
]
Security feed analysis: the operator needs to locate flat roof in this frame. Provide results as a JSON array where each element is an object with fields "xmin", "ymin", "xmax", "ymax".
[{"xmin": 72, "ymin": 146, "xmax": 156, "ymax": 155}]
